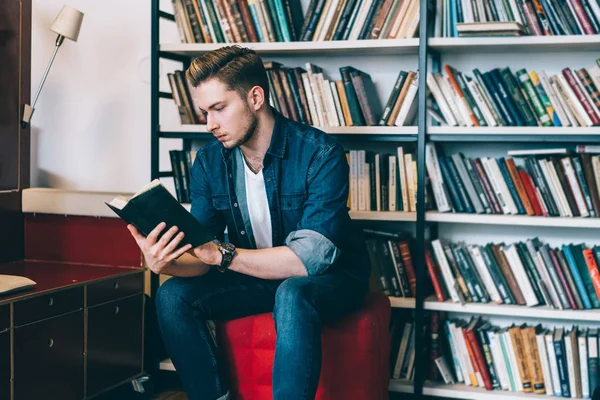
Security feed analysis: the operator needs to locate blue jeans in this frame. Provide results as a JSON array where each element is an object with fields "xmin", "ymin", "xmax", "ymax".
[{"xmin": 155, "ymin": 268, "xmax": 367, "ymax": 400}]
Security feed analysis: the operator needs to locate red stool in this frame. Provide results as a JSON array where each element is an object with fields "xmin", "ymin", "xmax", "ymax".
[{"xmin": 215, "ymin": 292, "xmax": 391, "ymax": 400}]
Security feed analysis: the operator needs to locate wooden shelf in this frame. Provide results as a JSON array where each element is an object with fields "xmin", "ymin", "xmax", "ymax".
[
  {"xmin": 424, "ymin": 296, "xmax": 600, "ymax": 322},
  {"xmin": 389, "ymin": 297, "xmax": 416, "ymax": 309},
  {"xmin": 160, "ymin": 39, "xmax": 419, "ymax": 56},
  {"xmin": 429, "ymin": 35, "xmax": 600, "ymax": 53},
  {"xmin": 426, "ymin": 211, "xmax": 600, "ymax": 228},
  {"xmin": 428, "ymin": 126, "xmax": 600, "ymax": 142},
  {"xmin": 159, "ymin": 124, "xmax": 418, "ymax": 140},
  {"xmin": 388, "ymin": 379, "xmax": 414, "ymax": 393},
  {"xmin": 349, "ymin": 211, "xmax": 417, "ymax": 221},
  {"xmin": 423, "ymin": 382, "xmax": 548, "ymax": 399}
]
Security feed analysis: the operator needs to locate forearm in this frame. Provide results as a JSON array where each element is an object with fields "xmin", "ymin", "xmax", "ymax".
[
  {"xmin": 159, "ymin": 252, "xmax": 211, "ymax": 277},
  {"xmin": 228, "ymin": 246, "xmax": 307, "ymax": 280}
]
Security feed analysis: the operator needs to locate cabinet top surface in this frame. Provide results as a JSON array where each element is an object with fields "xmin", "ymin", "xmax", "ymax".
[{"xmin": 0, "ymin": 260, "xmax": 142, "ymax": 305}]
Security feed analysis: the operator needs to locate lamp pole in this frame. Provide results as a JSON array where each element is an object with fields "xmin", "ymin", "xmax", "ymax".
[{"xmin": 22, "ymin": 34, "xmax": 65, "ymax": 129}]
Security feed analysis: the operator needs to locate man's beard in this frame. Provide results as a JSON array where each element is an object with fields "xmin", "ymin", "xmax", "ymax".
[{"xmin": 230, "ymin": 111, "xmax": 258, "ymax": 148}]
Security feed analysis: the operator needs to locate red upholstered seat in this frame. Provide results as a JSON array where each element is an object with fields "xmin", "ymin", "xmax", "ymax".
[{"xmin": 215, "ymin": 292, "xmax": 391, "ymax": 400}]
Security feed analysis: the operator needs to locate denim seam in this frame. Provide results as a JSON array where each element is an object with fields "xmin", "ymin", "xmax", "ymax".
[{"xmin": 194, "ymin": 311, "xmax": 223, "ymax": 397}]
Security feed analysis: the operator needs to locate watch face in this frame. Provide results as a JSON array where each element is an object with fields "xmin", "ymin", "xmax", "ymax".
[{"xmin": 221, "ymin": 242, "xmax": 236, "ymax": 253}]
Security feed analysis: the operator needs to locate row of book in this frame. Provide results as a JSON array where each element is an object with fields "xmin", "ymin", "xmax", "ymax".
[
  {"xmin": 171, "ymin": 0, "xmax": 303, "ymax": 44},
  {"xmin": 364, "ymin": 229, "xmax": 416, "ymax": 298},
  {"xmin": 426, "ymin": 145, "xmax": 600, "ymax": 218},
  {"xmin": 266, "ymin": 62, "xmax": 418, "ymax": 128},
  {"xmin": 168, "ymin": 70, "xmax": 207, "ymax": 125},
  {"xmin": 346, "ymin": 147, "xmax": 418, "ymax": 212},
  {"xmin": 390, "ymin": 318, "xmax": 416, "ymax": 381},
  {"xmin": 426, "ymin": 238, "xmax": 600, "ymax": 311},
  {"xmin": 171, "ymin": 0, "xmax": 420, "ymax": 44},
  {"xmin": 434, "ymin": 0, "xmax": 600, "ymax": 37},
  {"xmin": 432, "ymin": 315, "xmax": 600, "ymax": 398},
  {"xmin": 170, "ymin": 150, "xmax": 196, "ymax": 203},
  {"xmin": 427, "ymin": 61, "xmax": 600, "ymax": 128}
]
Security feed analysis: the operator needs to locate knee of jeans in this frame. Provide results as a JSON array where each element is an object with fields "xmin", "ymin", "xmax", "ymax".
[
  {"xmin": 273, "ymin": 277, "xmax": 313, "ymax": 318},
  {"xmin": 155, "ymin": 277, "xmax": 187, "ymax": 324}
]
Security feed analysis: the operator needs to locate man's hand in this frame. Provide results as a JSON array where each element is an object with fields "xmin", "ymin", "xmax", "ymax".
[
  {"xmin": 128, "ymin": 222, "xmax": 192, "ymax": 274},
  {"xmin": 189, "ymin": 241, "xmax": 222, "ymax": 266}
]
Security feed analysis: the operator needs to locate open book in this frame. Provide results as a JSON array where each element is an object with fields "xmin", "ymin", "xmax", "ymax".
[{"xmin": 105, "ymin": 179, "xmax": 214, "ymax": 248}]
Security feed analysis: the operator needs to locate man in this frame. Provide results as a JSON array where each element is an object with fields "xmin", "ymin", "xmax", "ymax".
[{"xmin": 128, "ymin": 45, "xmax": 370, "ymax": 400}]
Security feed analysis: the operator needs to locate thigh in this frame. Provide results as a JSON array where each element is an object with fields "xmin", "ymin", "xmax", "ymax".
[
  {"xmin": 158, "ymin": 268, "xmax": 283, "ymax": 321},
  {"xmin": 274, "ymin": 273, "xmax": 367, "ymax": 323}
]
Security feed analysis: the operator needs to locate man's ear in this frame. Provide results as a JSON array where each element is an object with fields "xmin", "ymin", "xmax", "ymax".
[{"xmin": 248, "ymin": 85, "xmax": 266, "ymax": 111}]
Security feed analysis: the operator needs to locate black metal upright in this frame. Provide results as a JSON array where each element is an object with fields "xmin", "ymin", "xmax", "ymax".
[
  {"xmin": 150, "ymin": 0, "xmax": 161, "ymax": 310},
  {"xmin": 413, "ymin": 0, "xmax": 431, "ymax": 397}
]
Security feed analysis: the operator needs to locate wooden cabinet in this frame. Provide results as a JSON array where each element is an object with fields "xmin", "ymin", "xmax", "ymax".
[
  {"xmin": 87, "ymin": 294, "xmax": 144, "ymax": 397},
  {"xmin": 0, "ymin": 262, "xmax": 145, "ymax": 399},
  {"xmin": 14, "ymin": 310, "xmax": 84, "ymax": 400}
]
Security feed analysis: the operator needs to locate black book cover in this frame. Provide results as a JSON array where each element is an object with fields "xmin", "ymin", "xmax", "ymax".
[{"xmin": 105, "ymin": 180, "xmax": 215, "ymax": 249}]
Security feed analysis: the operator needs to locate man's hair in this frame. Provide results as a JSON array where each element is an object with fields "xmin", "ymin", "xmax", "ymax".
[{"xmin": 186, "ymin": 45, "xmax": 269, "ymax": 102}]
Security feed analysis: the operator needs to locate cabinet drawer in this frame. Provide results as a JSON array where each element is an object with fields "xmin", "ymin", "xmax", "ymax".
[
  {"xmin": 87, "ymin": 294, "xmax": 143, "ymax": 397},
  {"xmin": 14, "ymin": 310, "xmax": 84, "ymax": 400},
  {"xmin": 0, "ymin": 304, "xmax": 9, "ymax": 332},
  {"xmin": 87, "ymin": 272, "xmax": 143, "ymax": 306},
  {"xmin": 13, "ymin": 286, "xmax": 83, "ymax": 327},
  {"xmin": 0, "ymin": 331, "xmax": 9, "ymax": 400}
]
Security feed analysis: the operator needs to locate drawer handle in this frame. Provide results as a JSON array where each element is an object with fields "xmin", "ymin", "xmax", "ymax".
[
  {"xmin": 48, "ymin": 338, "xmax": 54, "ymax": 348},
  {"xmin": 115, "ymin": 306, "xmax": 120, "ymax": 315},
  {"xmin": 48, "ymin": 297, "xmax": 54, "ymax": 307},
  {"xmin": 114, "ymin": 281, "xmax": 119, "ymax": 290}
]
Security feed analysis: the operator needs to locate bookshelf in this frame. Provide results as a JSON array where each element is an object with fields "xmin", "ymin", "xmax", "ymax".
[
  {"xmin": 152, "ymin": 0, "xmax": 600, "ymax": 398},
  {"xmin": 159, "ymin": 39, "xmax": 420, "ymax": 56}
]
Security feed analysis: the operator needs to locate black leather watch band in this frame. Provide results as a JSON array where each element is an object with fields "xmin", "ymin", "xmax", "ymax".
[{"xmin": 215, "ymin": 242, "xmax": 236, "ymax": 273}]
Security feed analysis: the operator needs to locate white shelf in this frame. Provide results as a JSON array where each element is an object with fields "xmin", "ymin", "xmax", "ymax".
[
  {"xmin": 426, "ymin": 211, "xmax": 600, "ymax": 228},
  {"xmin": 160, "ymin": 39, "xmax": 419, "ymax": 56},
  {"xmin": 159, "ymin": 358, "xmax": 175, "ymax": 371},
  {"xmin": 429, "ymin": 35, "xmax": 600, "ymax": 53},
  {"xmin": 423, "ymin": 383, "xmax": 548, "ymax": 399},
  {"xmin": 424, "ymin": 297, "xmax": 600, "ymax": 322},
  {"xmin": 21, "ymin": 188, "xmax": 131, "ymax": 218},
  {"xmin": 349, "ymin": 211, "xmax": 416, "ymax": 221},
  {"xmin": 389, "ymin": 297, "xmax": 416, "ymax": 309},
  {"xmin": 159, "ymin": 124, "xmax": 417, "ymax": 136},
  {"xmin": 388, "ymin": 379, "xmax": 414, "ymax": 393},
  {"xmin": 427, "ymin": 126, "xmax": 600, "ymax": 135}
]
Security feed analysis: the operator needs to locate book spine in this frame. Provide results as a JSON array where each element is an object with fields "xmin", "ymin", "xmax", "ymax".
[{"xmin": 516, "ymin": 69, "xmax": 553, "ymax": 126}]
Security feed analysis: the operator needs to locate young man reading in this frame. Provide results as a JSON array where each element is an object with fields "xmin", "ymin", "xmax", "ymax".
[{"xmin": 128, "ymin": 46, "xmax": 370, "ymax": 400}]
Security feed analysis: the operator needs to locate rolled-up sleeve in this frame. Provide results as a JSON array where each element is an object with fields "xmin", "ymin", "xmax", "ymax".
[{"xmin": 285, "ymin": 144, "xmax": 349, "ymax": 276}]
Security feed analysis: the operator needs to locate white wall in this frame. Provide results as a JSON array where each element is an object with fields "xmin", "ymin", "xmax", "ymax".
[{"xmin": 30, "ymin": 0, "xmax": 181, "ymax": 192}]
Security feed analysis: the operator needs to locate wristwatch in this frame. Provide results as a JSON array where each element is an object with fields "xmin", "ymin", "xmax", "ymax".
[{"xmin": 214, "ymin": 240, "xmax": 236, "ymax": 273}]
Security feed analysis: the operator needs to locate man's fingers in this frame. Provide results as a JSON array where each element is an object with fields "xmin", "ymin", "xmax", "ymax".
[
  {"xmin": 146, "ymin": 222, "xmax": 167, "ymax": 244},
  {"xmin": 168, "ymin": 242, "xmax": 193, "ymax": 261},
  {"xmin": 163, "ymin": 231, "xmax": 185, "ymax": 255},
  {"xmin": 157, "ymin": 225, "xmax": 180, "ymax": 249},
  {"xmin": 127, "ymin": 225, "xmax": 145, "ymax": 245}
]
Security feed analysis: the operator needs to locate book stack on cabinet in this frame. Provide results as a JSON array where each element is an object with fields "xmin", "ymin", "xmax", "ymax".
[{"xmin": 152, "ymin": 0, "xmax": 600, "ymax": 398}]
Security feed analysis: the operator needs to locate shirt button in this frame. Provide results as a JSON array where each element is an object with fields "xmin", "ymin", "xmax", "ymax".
[
  {"xmin": 241, "ymin": 230, "xmax": 246, "ymax": 235},
  {"xmin": 229, "ymin": 174, "xmax": 232, "ymax": 178},
  {"xmin": 234, "ymin": 203, "xmax": 238, "ymax": 207}
]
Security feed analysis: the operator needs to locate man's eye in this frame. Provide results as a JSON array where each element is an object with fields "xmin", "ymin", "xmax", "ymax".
[{"xmin": 215, "ymin": 107, "xmax": 224, "ymax": 112}]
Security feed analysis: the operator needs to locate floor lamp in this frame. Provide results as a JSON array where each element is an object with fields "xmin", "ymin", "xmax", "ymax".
[{"xmin": 22, "ymin": 5, "xmax": 84, "ymax": 128}]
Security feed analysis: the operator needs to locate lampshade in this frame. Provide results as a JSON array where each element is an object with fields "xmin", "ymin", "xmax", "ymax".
[{"xmin": 50, "ymin": 5, "xmax": 84, "ymax": 42}]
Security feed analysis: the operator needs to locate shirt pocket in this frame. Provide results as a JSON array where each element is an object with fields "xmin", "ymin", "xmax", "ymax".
[
  {"xmin": 212, "ymin": 194, "xmax": 231, "ymax": 210},
  {"xmin": 281, "ymin": 193, "xmax": 306, "ymax": 234},
  {"xmin": 281, "ymin": 193, "xmax": 306, "ymax": 210}
]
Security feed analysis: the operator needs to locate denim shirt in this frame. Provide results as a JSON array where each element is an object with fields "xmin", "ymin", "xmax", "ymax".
[{"xmin": 189, "ymin": 111, "xmax": 370, "ymax": 285}]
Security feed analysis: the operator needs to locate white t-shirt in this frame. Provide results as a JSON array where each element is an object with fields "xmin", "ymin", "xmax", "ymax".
[{"xmin": 243, "ymin": 160, "xmax": 273, "ymax": 249}]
